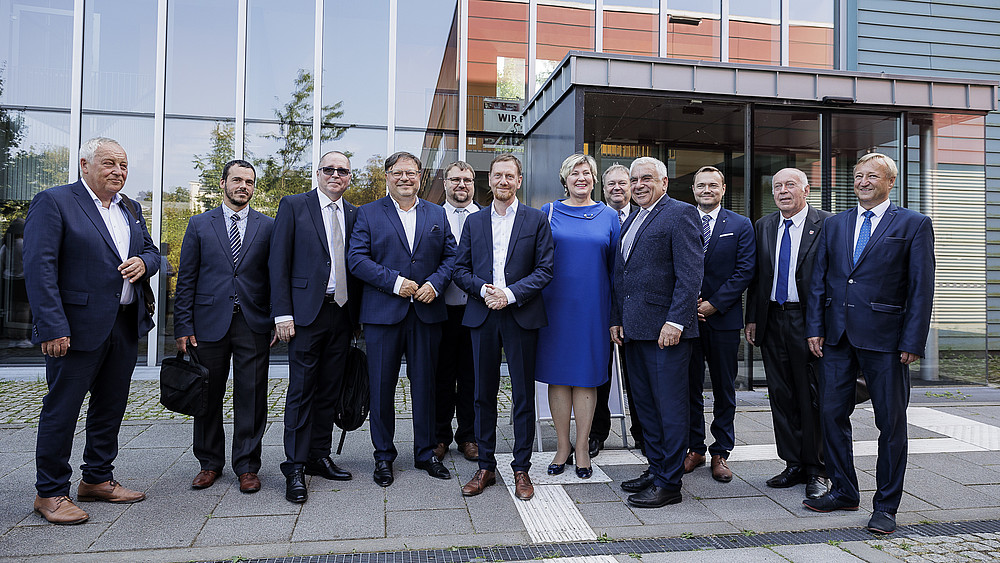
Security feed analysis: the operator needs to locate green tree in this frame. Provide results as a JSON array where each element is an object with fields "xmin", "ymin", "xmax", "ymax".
[
  {"xmin": 0, "ymin": 68, "xmax": 27, "ymax": 232},
  {"xmin": 192, "ymin": 122, "xmax": 235, "ymax": 212},
  {"xmin": 344, "ymin": 155, "xmax": 386, "ymax": 206}
]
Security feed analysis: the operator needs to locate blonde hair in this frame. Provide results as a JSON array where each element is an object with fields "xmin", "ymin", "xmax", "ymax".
[
  {"xmin": 559, "ymin": 153, "xmax": 598, "ymax": 187},
  {"xmin": 854, "ymin": 153, "xmax": 898, "ymax": 181}
]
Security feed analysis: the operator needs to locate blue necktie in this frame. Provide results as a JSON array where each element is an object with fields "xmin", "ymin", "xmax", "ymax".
[
  {"xmin": 701, "ymin": 214, "xmax": 711, "ymax": 253},
  {"xmin": 853, "ymin": 210, "xmax": 874, "ymax": 266},
  {"xmin": 775, "ymin": 219, "xmax": 793, "ymax": 305}
]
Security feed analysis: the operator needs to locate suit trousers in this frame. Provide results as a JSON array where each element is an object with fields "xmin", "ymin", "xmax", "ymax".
[
  {"xmin": 434, "ymin": 304, "xmax": 476, "ymax": 445},
  {"xmin": 192, "ymin": 310, "xmax": 270, "ymax": 476},
  {"xmin": 819, "ymin": 340, "xmax": 910, "ymax": 513},
  {"xmin": 281, "ymin": 299, "xmax": 351, "ymax": 476},
  {"xmin": 366, "ymin": 307, "xmax": 441, "ymax": 464},
  {"xmin": 470, "ymin": 308, "xmax": 537, "ymax": 473},
  {"xmin": 35, "ymin": 304, "xmax": 138, "ymax": 497},
  {"xmin": 591, "ymin": 344, "xmax": 645, "ymax": 452},
  {"xmin": 761, "ymin": 306, "xmax": 825, "ymax": 475},
  {"xmin": 687, "ymin": 324, "xmax": 740, "ymax": 458},
  {"xmin": 625, "ymin": 339, "xmax": 691, "ymax": 490}
]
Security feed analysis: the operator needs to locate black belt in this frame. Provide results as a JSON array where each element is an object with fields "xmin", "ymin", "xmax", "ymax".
[
  {"xmin": 118, "ymin": 302, "xmax": 137, "ymax": 313},
  {"xmin": 323, "ymin": 293, "xmax": 342, "ymax": 305},
  {"xmin": 769, "ymin": 301, "xmax": 801, "ymax": 311},
  {"xmin": 233, "ymin": 303, "xmax": 242, "ymax": 314}
]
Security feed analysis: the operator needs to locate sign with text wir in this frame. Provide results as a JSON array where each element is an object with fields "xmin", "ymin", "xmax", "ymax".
[{"xmin": 483, "ymin": 98, "xmax": 523, "ymax": 135}]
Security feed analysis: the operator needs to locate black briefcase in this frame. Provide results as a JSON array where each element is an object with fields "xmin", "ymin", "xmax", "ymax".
[
  {"xmin": 160, "ymin": 347, "xmax": 210, "ymax": 417},
  {"xmin": 334, "ymin": 342, "xmax": 370, "ymax": 454}
]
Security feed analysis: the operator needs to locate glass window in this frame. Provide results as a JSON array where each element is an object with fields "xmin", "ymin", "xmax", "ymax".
[
  {"xmin": 789, "ymin": 0, "xmax": 834, "ymax": 69},
  {"xmin": 323, "ymin": 1, "xmax": 389, "ymax": 127},
  {"xmin": 665, "ymin": 0, "xmax": 720, "ymax": 61},
  {"xmin": 396, "ymin": 0, "xmax": 459, "ymax": 130},
  {"xmin": 829, "ymin": 113, "xmax": 900, "ymax": 213},
  {"xmin": 751, "ymin": 109, "xmax": 822, "ymax": 219},
  {"xmin": 165, "ymin": 0, "xmax": 237, "ymax": 117},
  {"xmin": 537, "ymin": 0, "xmax": 595, "ymax": 87},
  {"xmin": 468, "ymin": 0, "xmax": 529, "ymax": 146},
  {"xmin": 321, "ymin": 126, "xmax": 388, "ymax": 207},
  {"xmin": 82, "ymin": 0, "xmax": 158, "ymax": 113},
  {"xmin": 244, "ymin": 121, "xmax": 313, "ymax": 218},
  {"xmin": 603, "ymin": 0, "xmax": 659, "ymax": 57},
  {"xmin": 729, "ymin": 0, "xmax": 779, "ymax": 66},
  {"xmin": 246, "ymin": 0, "xmax": 315, "ymax": 121},
  {"xmin": 0, "ymin": 0, "xmax": 74, "ymax": 108},
  {"xmin": 394, "ymin": 129, "xmax": 458, "ymax": 204}
]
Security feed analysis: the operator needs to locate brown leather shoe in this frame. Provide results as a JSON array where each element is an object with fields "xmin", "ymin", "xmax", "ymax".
[
  {"xmin": 461, "ymin": 469, "xmax": 496, "ymax": 496},
  {"xmin": 711, "ymin": 454, "xmax": 733, "ymax": 483},
  {"xmin": 239, "ymin": 472, "xmax": 261, "ymax": 494},
  {"xmin": 433, "ymin": 442, "xmax": 448, "ymax": 461},
  {"xmin": 34, "ymin": 495, "xmax": 88, "ymax": 525},
  {"xmin": 192, "ymin": 469, "xmax": 220, "ymax": 489},
  {"xmin": 458, "ymin": 441, "xmax": 479, "ymax": 461},
  {"xmin": 77, "ymin": 480, "xmax": 146, "ymax": 504},
  {"xmin": 682, "ymin": 451, "xmax": 705, "ymax": 473},
  {"xmin": 513, "ymin": 471, "xmax": 534, "ymax": 501}
]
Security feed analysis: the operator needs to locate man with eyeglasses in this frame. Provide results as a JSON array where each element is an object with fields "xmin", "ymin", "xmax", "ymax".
[
  {"xmin": 270, "ymin": 150, "xmax": 362, "ymax": 504},
  {"xmin": 348, "ymin": 151, "xmax": 457, "ymax": 488},
  {"xmin": 432, "ymin": 161, "xmax": 481, "ymax": 464}
]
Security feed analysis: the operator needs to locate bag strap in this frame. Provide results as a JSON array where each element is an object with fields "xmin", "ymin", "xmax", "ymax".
[
  {"xmin": 118, "ymin": 192, "xmax": 141, "ymax": 222},
  {"xmin": 546, "ymin": 202, "xmax": 554, "ymax": 224},
  {"xmin": 181, "ymin": 346, "xmax": 204, "ymax": 367}
]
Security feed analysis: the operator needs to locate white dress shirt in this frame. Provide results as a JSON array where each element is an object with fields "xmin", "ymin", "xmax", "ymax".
[
  {"xmin": 769, "ymin": 205, "xmax": 810, "ymax": 303},
  {"xmin": 391, "ymin": 197, "xmax": 430, "ymax": 297},
  {"xmin": 482, "ymin": 198, "xmax": 517, "ymax": 304},
  {"xmin": 853, "ymin": 198, "xmax": 891, "ymax": 249},
  {"xmin": 82, "ymin": 179, "xmax": 133, "ymax": 305},
  {"xmin": 699, "ymin": 204, "xmax": 721, "ymax": 239},
  {"xmin": 221, "ymin": 204, "xmax": 248, "ymax": 241},
  {"xmin": 443, "ymin": 201, "xmax": 478, "ymax": 306}
]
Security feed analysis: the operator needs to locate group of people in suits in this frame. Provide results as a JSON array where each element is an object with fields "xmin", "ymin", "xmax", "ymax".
[{"xmin": 24, "ymin": 136, "xmax": 933, "ymax": 536}]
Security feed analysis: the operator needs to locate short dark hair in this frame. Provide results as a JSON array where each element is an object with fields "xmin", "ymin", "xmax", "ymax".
[
  {"xmin": 694, "ymin": 166, "xmax": 724, "ymax": 184},
  {"xmin": 385, "ymin": 151, "xmax": 422, "ymax": 172},
  {"xmin": 222, "ymin": 159, "xmax": 255, "ymax": 182},
  {"xmin": 444, "ymin": 160, "xmax": 474, "ymax": 177},
  {"xmin": 490, "ymin": 153, "xmax": 522, "ymax": 176}
]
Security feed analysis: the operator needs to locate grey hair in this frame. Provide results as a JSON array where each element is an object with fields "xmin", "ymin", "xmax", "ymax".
[
  {"xmin": 773, "ymin": 167, "xmax": 809, "ymax": 187},
  {"xmin": 629, "ymin": 157, "xmax": 668, "ymax": 180},
  {"xmin": 602, "ymin": 163, "xmax": 629, "ymax": 184},
  {"xmin": 79, "ymin": 137, "xmax": 121, "ymax": 164}
]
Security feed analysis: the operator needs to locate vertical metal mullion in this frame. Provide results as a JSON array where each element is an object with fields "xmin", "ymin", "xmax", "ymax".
[
  {"xmin": 821, "ymin": 110, "xmax": 833, "ymax": 211},
  {"xmin": 658, "ymin": 0, "xmax": 667, "ymax": 58},
  {"xmin": 743, "ymin": 102, "xmax": 754, "ymax": 390},
  {"xmin": 720, "ymin": 0, "xmax": 729, "ymax": 62},
  {"xmin": 148, "ymin": 0, "xmax": 168, "ymax": 367},
  {"xmin": 780, "ymin": 0, "xmax": 789, "ymax": 66},
  {"xmin": 69, "ymin": 0, "xmax": 85, "ymax": 182},
  {"xmin": 458, "ymin": 0, "xmax": 468, "ymax": 161},
  {"xmin": 387, "ymin": 0, "xmax": 397, "ymax": 156},
  {"xmin": 236, "ymin": 0, "xmax": 248, "ymax": 158},
  {"xmin": 312, "ymin": 0, "xmax": 323, "ymax": 186},
  {"xmin": 595, "ymin": 0, "xmax": 603, "ymax": 53},
  {"xmin": 528, "ymin": 0, "xmax": 537, "ymax": 100}
]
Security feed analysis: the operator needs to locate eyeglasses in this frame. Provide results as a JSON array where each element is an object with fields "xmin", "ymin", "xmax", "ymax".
[
  {"xmin": 319, "ymin": 167, "xmax": 351, "ymax": 177},
  {"xmin": 447, "ymin": 177, "xmax": 474, "ymax": 185},
  {"xmin": 389, "ymin": 170, "xmax": 419, "ymax": 179}
]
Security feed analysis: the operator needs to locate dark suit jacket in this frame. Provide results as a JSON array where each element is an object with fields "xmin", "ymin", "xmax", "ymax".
[
  {"xmin": 701, "ymin": 208, "xmax": 756, "ymax": 331},
  {"xmin": 453, "ymin": 202, "xmax": 554, "ymax": 330},
  {"xmin": 612, "ymin": 195, "xmax": 703, "ymax": 340},
  {"xmin": 806, "ymin": 203, "xmax": 934, "ymax": 356},
  {"xmin": 23, "ymin": 180, "xmax": 160, "ymax": 351},
  {"xmin": 174, "ymin": 206, "xmax": 274, "ymax": 341},
  {"xmin": 269, "ymin": 190, "xmax": 362, "ymax": 328},
  {"xmin": 347, "ymin": 196, "xmax": 456, "ymax": 325},
  {"xmin": 745, "ymin": 205, "xmax": 831, "ymax": 346}
]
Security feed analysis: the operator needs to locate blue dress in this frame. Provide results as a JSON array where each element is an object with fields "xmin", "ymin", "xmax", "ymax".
[{"xmin": 535, "ymin": 200, "xmax": 620, "ymax": 387}]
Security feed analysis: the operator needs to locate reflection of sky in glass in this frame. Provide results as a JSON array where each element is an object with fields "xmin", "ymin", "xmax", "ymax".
[
  {"xmin": 790, "ymin": 0, "xmax": 833, "ymax": 24},
  {"xmin": 81, "ymin": 115, "xmax": 155, "ymax": 201},
  {"xmin": 729, "ymin": 0, "xmax": 778, "ymax": 19},
  {"xmin": 395, "ymin": 0, "xmax": 458, "ymax": 129},
  {"xmin": 162, "ymin": 119, "xmax": 233, "ymax": 194},
  {"xmin": 0, "ymin": 0, "xmax": 73, "ymax": 107},
  {"xmin": 322, "ymin": 126, "xmax": 387, "ymax": 173},
  {"xmin": 246, "ymin": 0, "xmax": 314, "ymax": 121},
  {"xmin": 667, "ymin": 0, "xmax": 719, "ymax": 17},
  {"xmin": 604, "ymin": 0, "xmax": 658, "ymax": 10},
  {"xmin": 166, "ymin": 0, "xmax": 237, "ymax": 117},
  {"xmin": 245, "ymin": 121, "xmax": 312, "ymax": 175},
  {"xmin": 82, "ymin": 0, "xmax": 157, "ymax": 113},
  {"xmin": 323, "ymin": 1, "xmax": 389, "ymax": 127},
  {"xmin": 5, "ymin": 110, "xmax": 70, "ymax": 198}
]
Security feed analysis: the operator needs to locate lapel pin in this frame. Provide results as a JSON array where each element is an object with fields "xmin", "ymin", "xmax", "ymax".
[{"xmin": 809, "ymin": 230, "xmax": 814, "ymax": 235}]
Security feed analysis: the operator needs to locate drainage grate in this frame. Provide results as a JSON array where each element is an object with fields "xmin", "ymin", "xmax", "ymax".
[{"xmin": 208, "ymin": 519, "xmax": 1000, "ymax": 563}]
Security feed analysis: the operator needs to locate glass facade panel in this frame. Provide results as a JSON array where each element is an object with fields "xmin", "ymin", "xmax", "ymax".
[
  {"xmin": 396, "ymin": 0, "xmax": 459, "ymax": 130},
  {"xmin": 729, "ymin": 0, "xmax": 779, "ymax": 66},
  {"xmin": 246, "ymin": 0, "xmax": 315, "ymax": 121},
  {"xmin": 165, "ymin": 0, "xmax": 237, "ymax": 117},
  {"xmin": 394, "ymin": 129, "xmax": 458, "ymax": 204},
  {"xmin": 789, "ymin": 0, "xmax": 834, "ymax": 69},
  {"xmin": 665, "ymin": 0, "xmax": 720, "ymax": 61},
  {"xmin": 752, "ymin": 109, "xmax": 823, "ymax": 219},
  {"xmin": 603, "ymin": 0, "xmax": 659, "ymax": 57},
  {"xmin": 0, "ymin": 0, "xmax": 74, "ymax": 108},
  {"xmin": 829, "ymin": 112, "xmax": 900, "ymax": 213},
  {"xmin": 324, "ymin": 125, "xmax": 388, "ymax": 208},
  {"xmin": 323, "ymin": 0, "xmax": 389, "ymax": 127},
  {"xmin": 537, "ymin": 0, "xmax": 595, "ymax": 87},
  {"xmin": 82, "ymin": 0, "xmax": 157, "ymax": 113},
  {"xmin": 244, "ymin": 121, "xmax": 313, "ymax": 218}
]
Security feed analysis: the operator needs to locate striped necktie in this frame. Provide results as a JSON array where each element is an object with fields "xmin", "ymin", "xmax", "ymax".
[
  {"xmin": 701, "ymin": 214, "xmax": 711, "ymax": 253},
  {"xmin": 229, "ymin": 214, "xmax": 241, "ymax": 305}
]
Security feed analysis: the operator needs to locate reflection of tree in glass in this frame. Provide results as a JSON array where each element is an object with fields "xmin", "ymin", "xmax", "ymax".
[
  {"xmin": 0, "ymin": 68, "xmax": 27, "ymax": 233},
  {"xmin": 344, "ymin": 155, "xmax": 386, "ymax": 207},
  {"xmin": 192, "ymin": 122, "xmax": 235, "ymax": 211}
]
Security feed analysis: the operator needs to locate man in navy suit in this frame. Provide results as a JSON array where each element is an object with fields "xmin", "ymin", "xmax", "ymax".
[
  {"xmin": 25, "ymin": 137, "xmax": 159, "ymax": 524},
  {"xmin": 805, "ymin": 153, "xmax": 935, "ymax": 535},
  {"xmin": 454, "ymin": 154, "xmax": 553, "ymax": 501},
  {"xmin": 270, "ymin": 150, "xmax": 362, "ymax": 503},
  {"xmin": 745, "ymin": 168, "xmax": 831, "ymax": 500},
  {"xmin": 174, "ymin": 159, "xmax": 273, "ymax": 494},
  {"xmin": 611, "ymin": 156, "xmax": 703, "ymax": 508},
  {"xmin": 348, "ymin": 151, "xmax": 457, "ymax": 487},
  {"xmin": 684, "ymin": 166, "xmax": 755, "ymax": 483}
]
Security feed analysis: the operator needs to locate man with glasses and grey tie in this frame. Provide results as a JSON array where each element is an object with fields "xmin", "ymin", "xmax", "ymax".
[
  {"xmin": 271, "ymin": 151, "xmax": 362, "ymax": 504},
  {"xmin": 175, "ymin": 159, "xmax": 274, "ymax": 495},
  {"xmin": 433, "ymin": 161, "xmax": 481, "ymax": 463}
]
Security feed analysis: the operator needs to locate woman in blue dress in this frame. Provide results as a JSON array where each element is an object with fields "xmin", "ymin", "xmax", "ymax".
[{"xmin": 537, "ymin": 153, "xmax": 620, "ymax": 479}]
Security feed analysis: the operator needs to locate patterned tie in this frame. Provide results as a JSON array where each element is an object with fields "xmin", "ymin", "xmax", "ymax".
[
  {"xmin": 621, "ymin": 208, "xmax": 649, "ymax": 261},
  {"xmin": 775, "ymin": 219, "xmax": 793, "ymax": 305},
  {"xmin": 330, "ymin": 203, "xmax": 348, "ymax": 306},
  {"xmin": 853, "ymin": 210, "xmax": 874, "ymax": 266},
  {"xmin": 701, "ymin": 214, "xmax": 711, "ymax": 253},
  {"xmin": 455, "ymin": 207, "xmax": 468, "ymax": 235},
  {"xmin": 229, "ymin": 214, "xmax": 241, "ymax": 306},
  {"xmin": 618, "ymin": 209, "xmax": 625, "ymax": 226}
]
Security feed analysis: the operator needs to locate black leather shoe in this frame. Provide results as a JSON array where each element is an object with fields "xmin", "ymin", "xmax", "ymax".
[
  {"xmin": 805, "ymin": 475, "xmax": 830, "ymax": 499},
  {"xmin": 621, "ymin": 468, "xmax": 655, "ymax": 493},
  {"xmin": 305, "ymin": 456, "xmax": 352, "ymax": 481},
  {"xmin": 766, "ymin": 465, "xmax": 806, "ymax": 488},
  {"xmin": 588, "ymin": 437, "xmax": 602, "ymax": 458},
  {"xmin": 414, "ymin": 459, "xmax": 451, "ymax": 480},
  {"xmin": 867, "ymin": 511, "xmax": 896, "ymax": 534},
  {"xmin": 627, "ymin": 485, "xmax": 681, "ymax": 508},
  {"xmin": 373, "ymin": 460, "xmax": 394, "ymax": 487},
  {"xmin": 802, "ymin": 492, "xmax": 859, "ymax": 513},
  {"xmin": 285, "ymin": 468, "xmax": 307, "ymax": 504}
]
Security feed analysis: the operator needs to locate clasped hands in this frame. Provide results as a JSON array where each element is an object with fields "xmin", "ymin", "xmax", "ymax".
[
  {"xmin": 483, "ymin": 284, "xmax": 509, "ymax": 310},
  {"xmin": 398, "ymin": 278, "xmax": 437, "ymax": 304}
]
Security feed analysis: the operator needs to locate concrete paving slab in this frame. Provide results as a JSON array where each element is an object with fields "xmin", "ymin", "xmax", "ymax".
[
  {"xmin": 384, "ymin": 467, "xmax": 467, "ymax": 511},
  {"xmin": 0, "ymin": 520, "xmax": 111, "ymax": 558},
  {"xmin": 292, "ymin": 488, "xmax": 384, "ymax": 542},
  {"xmin": 905, "ymin": 467, "xmax": 1000, "ymax": 509},
  {"xmin": 838, "ymin": 540, "xmax": 905, "ymax": 562},
  {"xmin": 193, "ymin": 514, "xmax": 296, "ymax": 547},
  {"xmin": 564, "ymin": 482, "xmax": 624, "ymax": 503},
  {"xmin": 577, "ymin": 501, "xmax": 642, "ymax": 528},
  {"xmin": 771, "ymin": 542, "xmax": 870, "ymax": 562},
  {"xmin": 634, "ymin": 546, "xmax": 790, "ymax": 562},
  {"xmin": 210, "ymin": 481, "xmax": 300, "ymax": 517},
  {"xmin": 681, "ymin": 471, "xmax": 765, "ymax": 499},
  {"xmin": 387, "ymin": 507, "xmax": 473, "ymax": 538},
  {"xmin": 909, "ymin": 451, "xmax": 1000, "ymax": 485},
  {"xmin": 627, "ymin": 498, "xmax": 721, "ymax": 525},
  {"xmin": 702, "ymin": 495, "xmax": 796, "ymax": 523},
  {"xmin": 87, "ymin": 495, "xmax": 213, "ymax": 551}
]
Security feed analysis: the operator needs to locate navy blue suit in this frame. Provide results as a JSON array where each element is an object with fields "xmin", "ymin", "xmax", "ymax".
[
  {"xmin": 806, "ymin": 203, "xmax": 934, "ymax": 514},
  {"xmin": 24, "ymin": 180, "xmax": 159, "ymax": 497},
  {"xmin": 612, "ymin": 194, "xmax": 703, "ymax": 491},
  {"xmin": 347, "ymin": 196, "xmax": 456, "ymax": 464},
  {"xmin": 687, "ymin": 208, "xmax": 755, "ymax": 459},
  {"xmin": 174, "ymin": 206, "xmax": 273, "ymax": 476},
  {"xmin": 453, "ymin": 202, "xmax": 554, "ymax": 473},
  {"xmin": 270, "ymin": 190, "xmax": 362, "ymax": 476}
]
